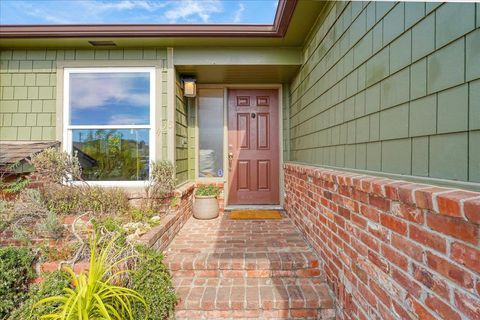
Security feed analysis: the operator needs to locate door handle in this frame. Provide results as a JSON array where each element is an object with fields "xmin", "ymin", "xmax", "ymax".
[{"xmin": 228, "ymin": 152, "xmax": 233, "ymax": 171}]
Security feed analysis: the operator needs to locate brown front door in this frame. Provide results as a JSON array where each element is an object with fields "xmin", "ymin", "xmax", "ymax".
[{"xmin": 228, "ymin": 89, "xmax": 279, "ymax": 205}]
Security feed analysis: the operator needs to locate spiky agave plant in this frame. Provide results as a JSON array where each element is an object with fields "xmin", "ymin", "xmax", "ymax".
[{"xmin": 32, "ymin": 235, "xmax": 147, "ymax": 319}]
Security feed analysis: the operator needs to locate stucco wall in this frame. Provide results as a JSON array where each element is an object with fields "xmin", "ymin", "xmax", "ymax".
[
  {"xmin": 289, "ymin": 1, "xmax": 480, "ymax": 184},
  {"xmin": 0, "ymin": 48, "xmax": 168, "ymax": 143}
]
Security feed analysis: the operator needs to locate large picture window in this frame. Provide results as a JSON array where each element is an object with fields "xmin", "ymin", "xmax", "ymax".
[{"xmin": 64, "ymin": 68, "xmax": 155, "ymax": 183}]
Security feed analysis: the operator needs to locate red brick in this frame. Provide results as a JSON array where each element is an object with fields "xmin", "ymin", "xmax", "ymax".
[
  {"xmin": 73, "ymin": 261, "xmax": 89, "ymax": 274},
  {"xmin": 369, "ymin": 194, "xmax": 391, "ymax": 211},
  {"xmin": 414, "ymin": 187, "xmax": 449, "ymax": 211},
  {"xmin": 392, "ymin": 268, "xmax": 422, "ymax": 298},
  {"xmin": 352, "ymin": 189, "xmax": 369, "ymax": 204},
  {"xmin": 369, "ymin": 280, "xmax": 391, "ymax": 307},
  {"xmin": 200, "ymin": 286, "xmax": 216, "ymax": 310},
  {"xmin": 370, "ymin": 178, "xmax": 392, "ymax": 196},
  {"xmin": 436, "ymin": 191, "xmax": 478, "ymax": 218},
  {"xmin": 398, "ymin": 183, "xmax": 429, "ymax": 205},
  {"xmin": 381, "ymin": 244, "xmax": 408, "ymax": 271},
  {"xmin": 357, "ymin": 282, "xmax": 377, "ymax": 307},
  {"xmin": 391, "ymin": 300, "xmax": 413, "ymax": 320},
  {"xmin": 230, "ymin": 286, "xmax": 245, "ymax": 310},
  {"xmin": 409, "ymin": 224, "xmax": 447, "ymax": 253},
  {"xmin": 426, "ymin": 251, "xmax": 474, "ymax": 289},
  {"xmin": 359, "ymin": 231, "xmax": 380, "ymax": 251},
  {"xmin": 412, "ymin": 263, "xmax": 449, "ymax": 300},
  {"xmin": 426, "ymin": 213, "xmax": 478, "ymax": 244},
  {"xmin": 367, "ymin": 222, "xmax": 389, "ymax": 243},
  {"xmin": 391, "ymin": 234, "xmax": 424, "ymax": 262},
  {"xmin": 290, "ymin": 309, "xmax": 317, "ymax": 317},
  {"xmin": 40, "ymin": 261, "xmax": 58, "ymax": 273},
  {"xmin": 464, "ymin": 197, "xmax": 480, "ymax": 225},
  {"xmin": 380, "ymin": 213, "xmax": 407, "ymax": 235},
  {"xmin": 451, "ymin": 242, "xmax": 480, "ymax": 274},
  {"xmin": 367, "ymin": 251, "xmax": 389, "ymax": 274},
  {"xmin": 351, "ymin": 213, "xmax": 367, "ymax": 228},
  {"xmin": 359, "ymin": 204, "xmax": 380, "ymax": 222},
  {"xmin": 454, "ymin": 290, "xmax": 480, "ymax": 320},
  {"xmin": 406, "ymin": 296, "xmax": 437, "ymax": 320},
  {"xmin": 338, "ymin": 206, "xmax": 351, "ymax": 220},
  {"xmin": 384, "ymin": 182, "xmax": 410, "ymax": 201},
  {"xmin": 391, "ymin": 203, "xmax": 424, "ymax": 224},
  {"xmin": 425, "ymin": 295, "xmax": 461, "ymax": 320},
  {"xmin": 377, "ymin": 303, "xmax": 396, "ymax": 320}
]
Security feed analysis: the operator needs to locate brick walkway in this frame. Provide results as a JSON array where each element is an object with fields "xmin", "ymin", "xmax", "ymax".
[{"xmin": 164, "ymin": 212, "xmax": 335, "ymax": 319}]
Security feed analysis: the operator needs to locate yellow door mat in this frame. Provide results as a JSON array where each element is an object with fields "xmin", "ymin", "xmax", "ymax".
[{"xmin": 229, "ymin": 210, "xmax": 282, "ymax": 220}]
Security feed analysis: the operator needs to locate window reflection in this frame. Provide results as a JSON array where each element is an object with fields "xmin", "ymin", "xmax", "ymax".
[
  {"xmin": 72, "ymin": 129, "xmax": 149, "ymax": 181},
  {"xmin": 69, "ymin": 72, "xmax": 150, "ymax": 125}
]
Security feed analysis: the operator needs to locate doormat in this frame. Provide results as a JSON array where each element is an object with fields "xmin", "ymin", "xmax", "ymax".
[{"xmin": 229, "ymin": 210, "xmax": 282, "ymax": 220}]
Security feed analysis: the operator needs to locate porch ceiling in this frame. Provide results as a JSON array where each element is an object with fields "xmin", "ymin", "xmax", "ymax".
[{"xmin": 175, "ymin": 64, "xmax": 300, "ymax": 84}]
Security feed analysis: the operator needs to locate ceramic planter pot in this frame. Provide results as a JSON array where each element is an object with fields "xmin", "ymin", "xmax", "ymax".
[{"xmin": 193, "ymin": 195, "xmax": 219, "ymax": 220}]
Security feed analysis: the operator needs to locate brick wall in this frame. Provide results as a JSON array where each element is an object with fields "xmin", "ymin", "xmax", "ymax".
[
  {"xmin": 284, "ymin": 162, "xmax": 480, "ymax": 319},
  {"xmin": 140, "ymin": 182, "xmax": 195, "ymax": 252}
]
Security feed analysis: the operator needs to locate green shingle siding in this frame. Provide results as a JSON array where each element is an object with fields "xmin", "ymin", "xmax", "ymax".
[
  {"xmin": 289, "ymin": 1, "xmax": 480, "ymax": 183},
  {"xmin": 0, "ymin": 48, "xmax": 167, "ymax": 145}
]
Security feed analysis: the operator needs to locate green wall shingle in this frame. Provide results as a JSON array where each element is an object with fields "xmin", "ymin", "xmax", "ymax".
[
  {"xmin": 437, "ymin": 84, "xmax": 468, "ymax": 134},
  {"xmin": 427, "ymin": 38, "xmax": 465, "ymax": 94},
  {"xmin": 0, "ymin": 48, "xmax": 167, "ymax": 142},
  {"xmin": 289, "ymin": 1, "xmax": 478, "ymax": 184},
  {"xmin": 409, "ymin": 94, "xmax": 436, "ymax": 137},
  {"xmin": 430, "ymin": 133, "xmax": 468, "ymax": 181}
]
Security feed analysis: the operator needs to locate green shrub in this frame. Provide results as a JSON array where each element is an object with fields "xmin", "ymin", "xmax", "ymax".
[
  {"xmin": 195, "ymin": 184, "xmax": 220, "ymax": 197},
  {"xmin": 32, "ymin": 235, "xmax": 146, "ymax": 320},
  {"xmin": 0, "ymin": 247, "xmax": 36, "ymax": 318},
  {"xmin": 38, "ymin": 211, "xmax": 64, "ymax": 239},
  {"xmin": 8, "ymin": 270, "xmax": 70, "ymax": 320},
  {"xmin": 144, "ymin": 161, "xmax": 175, "ymax": 211},
  {"xmin": 30, "ymin": 147, "xmax": 82, "ymax": 185},
  {"xmin": 0, "ymin": 176, "xmax": 30, "ymax": 194},
  {"xmin": 132, "ymin": 246, "xmax": 176, "ymax": 320},
  {"xmin": 42, "ymin": 184, "xmax": 130, "ymax": 216}
]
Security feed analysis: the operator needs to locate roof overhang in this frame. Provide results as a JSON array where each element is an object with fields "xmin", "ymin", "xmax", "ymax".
[
  {"xmin": 0, "ymin": 0, "xmax": 296, "ymax": 39},
  {"xmin": 0, "ymin": 0, "xmax": 326, "ymax": 48}
]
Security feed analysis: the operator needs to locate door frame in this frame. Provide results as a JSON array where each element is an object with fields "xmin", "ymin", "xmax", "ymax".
[{"xmin": 195, "ymin": 84, "xmax": 284, "ymax": 207}]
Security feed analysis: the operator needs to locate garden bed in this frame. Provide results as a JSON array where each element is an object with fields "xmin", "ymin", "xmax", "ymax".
[{"xmin": 0, "ymin": 148, "xmax": 179, "ymax": 319}]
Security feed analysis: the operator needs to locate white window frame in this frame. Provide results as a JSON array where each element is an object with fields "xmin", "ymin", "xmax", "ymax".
[{"xmin": 63, "ymin": 67, "xmax": 156, "ymax": 187}]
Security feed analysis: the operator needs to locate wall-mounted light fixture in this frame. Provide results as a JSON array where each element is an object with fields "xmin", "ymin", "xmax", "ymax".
[{"xmin": 181, "ymin": 76, "xmax": 196, "ymax": 97}]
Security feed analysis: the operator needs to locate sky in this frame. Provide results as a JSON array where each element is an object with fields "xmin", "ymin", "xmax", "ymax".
[{"xmin": 0, "ymin": 0, "xmax": 279, "ymax": 25}]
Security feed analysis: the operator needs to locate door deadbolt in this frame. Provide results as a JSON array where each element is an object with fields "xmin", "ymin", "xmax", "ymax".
[{"xmin": 251, "ymin": 113, "xmax": 256, "ymax": 119}]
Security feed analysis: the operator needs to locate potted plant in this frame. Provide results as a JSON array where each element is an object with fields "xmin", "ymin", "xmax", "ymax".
[{"xmin": 193, "ymin": 184, "xmax": 220, "ymax": 220}]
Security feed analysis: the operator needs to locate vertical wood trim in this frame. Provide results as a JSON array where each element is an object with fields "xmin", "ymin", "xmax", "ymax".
[
  {"xmin": 55, "ymin": 63, "xmax": 64, "ymax": 142},
  {"xmin": 155, "ymin": 64, "xmax": 163, "ymax": 161},
  {"xmin": 279, "ymin": 85, "xmax": 285, "ymax": 206},
  {"xmin": 167, "ymin": 48, "xmax": 175, "ymax": 163}
]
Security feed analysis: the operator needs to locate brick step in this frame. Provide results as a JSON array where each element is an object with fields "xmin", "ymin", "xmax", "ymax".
[
  {"xmin": 173, "ymin": 277, "xmax": 335, "ymax": 319},
  {"xmin": 172, "ymin": 268, "xmax": 322, "ymax": 278},
  {"xmin": 174, "ymin": 308, "xmax": 336, "ymax": 319},
  {"xmin": 165, "ymin": 252, "xmax": 320, "ymax": 273}
]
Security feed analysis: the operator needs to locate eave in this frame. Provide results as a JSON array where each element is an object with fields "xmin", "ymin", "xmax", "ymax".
[{"xmin": 0, "ymin": 0, "xmax": 296, "ymax": 39}]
